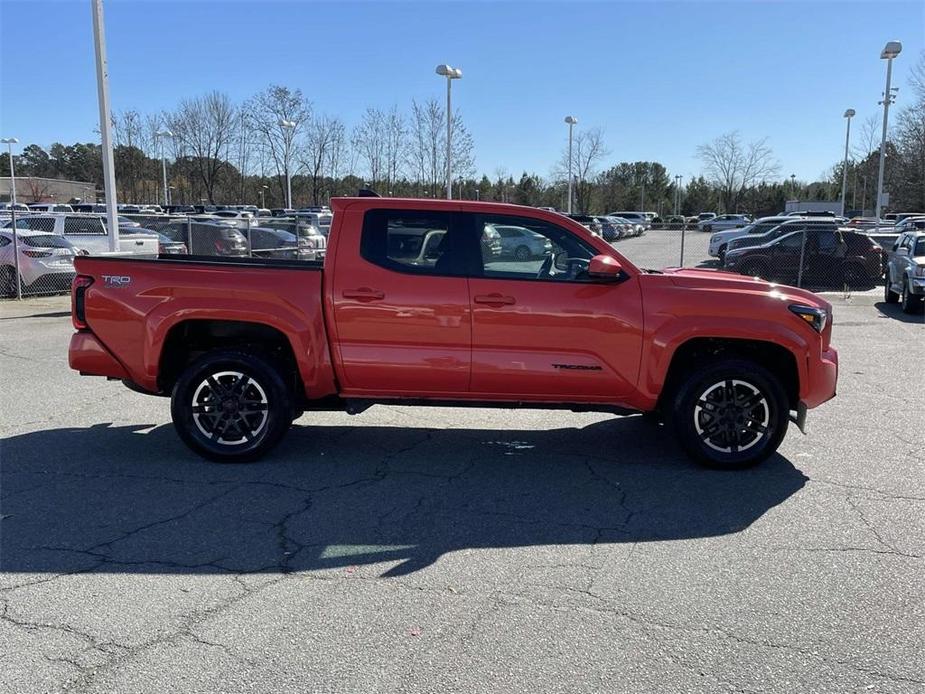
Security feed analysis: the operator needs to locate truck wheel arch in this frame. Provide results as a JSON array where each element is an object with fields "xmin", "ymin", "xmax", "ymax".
[
  {"xmin": 656, "ymin": 337, "xmax": 800, "ymax": 413},
  {"xmin": 157, "ymin": 319, "xmax": 305, "ymax": 398}
]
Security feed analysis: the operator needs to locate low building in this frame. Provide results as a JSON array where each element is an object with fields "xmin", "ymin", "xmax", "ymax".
[{"xmin": 0, "ymin": 176, "xmax": 97, "ymax": 204}]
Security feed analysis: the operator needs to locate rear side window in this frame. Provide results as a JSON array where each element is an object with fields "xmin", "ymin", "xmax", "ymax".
[
  {"xmin": 64, "ymin": 217, "xmax": 105, "ymax": 235},
  {"xmin": 20, "ymin": 235, "xmax": 73, "ymax": 249},
  {"xmin": 361, "ymin": 209, "xmax": 464, "ymax": 276}
]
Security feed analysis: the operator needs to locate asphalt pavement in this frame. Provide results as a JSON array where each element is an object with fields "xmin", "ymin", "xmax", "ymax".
[{"xmin": 1, "ymin": 249, "xmax": 922, "ymax": 692}]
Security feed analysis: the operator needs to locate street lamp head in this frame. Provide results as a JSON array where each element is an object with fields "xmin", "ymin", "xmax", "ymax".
[
  {"xmin": 564, "ymin": 116, "xmax": 578, "ymax": 125},
  {"xmin": 156, "ymin": 129, "xmax": 173, "ymax": 138},
  {"xmin": 278, "ymin": 119, "xmax": 296, "ymax": 129},
  {"xmin": 843, "ymin": 108, "xmax": 856, "ymax": 118},
  {"xmin": 0, "ymin": 137, "xmax": 19, "ymax": 144},
  {"xmin": 436, "ymin": 64, "xmax": 462, "ymax": 78},
  {"xmin": 880, "ymin": 40, "xmax": 902, "ymax": 59}
]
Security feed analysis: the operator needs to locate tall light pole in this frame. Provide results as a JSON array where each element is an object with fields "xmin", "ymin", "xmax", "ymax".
[
  {"xmin": 91, "ymin": 0, "xmax": 119, "ymax": 252},
  {"xmin": 155, "ymin": 129, "xmax": 173, "ymax": 207},
  {"xmin": 436, "ymin": 64, "xmax": 462, "ymax": 200},
  {"xmin": 260, "ymin": 184, "xmax": 268, "ymax": 209},
  {"xmin": 564, "ymin": 116, "xmax": 577, "ymax": 213},
  {"xmin": 840, "ymin": 109, "xmax": 855, "ymax": 216},
  {"xmin": 790, "ymin": 173, "xmax": 797, "ymax": 201},
  {"xmin": 1, "ymin": 137, "xmax": 22, "ymax": 299},
  {"xmin": 278, "ymin": 119, "xmax": 296, "ymax": 209},
  {"xmin": 875, "ymin": 40, "xmax": 902, "ymax": 221},
  {"xmin": 674, "ymin": 174, "xmax": 683, "ymax": 215}
]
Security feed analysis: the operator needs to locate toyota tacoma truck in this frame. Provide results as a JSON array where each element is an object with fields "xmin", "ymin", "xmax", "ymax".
[{"xmin": 68, "ymin": 197, "xmax": 838, "ymax": 468}]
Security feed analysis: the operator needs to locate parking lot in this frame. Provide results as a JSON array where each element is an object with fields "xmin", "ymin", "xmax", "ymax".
[{"xmin": 1, "ymin": 228, "xmax": 922, "ymax": 693}]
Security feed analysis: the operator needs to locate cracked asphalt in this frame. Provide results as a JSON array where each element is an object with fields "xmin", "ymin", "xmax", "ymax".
[{"xmin": 1, "ymin": 287, "xmax": 922, "ymax": 693}]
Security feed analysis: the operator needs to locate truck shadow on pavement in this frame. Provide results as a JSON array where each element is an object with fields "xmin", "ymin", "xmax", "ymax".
[{"xmin": 1, "ymin": 417, "xmax": 807, "ymax": 578}]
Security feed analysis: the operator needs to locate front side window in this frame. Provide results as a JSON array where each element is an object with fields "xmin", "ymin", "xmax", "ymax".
[
  {"xmin": 476, "ymin": 214, "xmax": 595, "ymax": 282},
  {"xmin": 777, "ymin": 232, "xmax": 804, "ymax": 251},
  {"xmin": 360, "ymin": 209, "xmax": 463, "ymax": 276}
]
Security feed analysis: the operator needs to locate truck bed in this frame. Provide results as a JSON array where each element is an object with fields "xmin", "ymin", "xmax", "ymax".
[{"xmin": 71, "ymin": 254, "xmax": 333, "ymax": 397}]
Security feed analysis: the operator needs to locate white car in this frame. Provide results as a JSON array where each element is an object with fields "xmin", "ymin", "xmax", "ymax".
[
  {"xmin": 0, "ymin": 229, "xmax": 77, "ymax": 296},
  {"xmin": 697, "ymin": 213, "xmax": 751, "ymax": 234},
  {"xmin": 2, "ymin": 214, "xmax": 158, "ymax": 256},
  {"xmin": 708, "ymin": 216, "xmax": 795, "ymax": 260},
  {"xmin": 606, "ymin": 211, "xmax": 649, "ymax": 229}
]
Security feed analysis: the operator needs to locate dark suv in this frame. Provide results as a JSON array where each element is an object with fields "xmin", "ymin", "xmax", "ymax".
[
  {"xmin": 724, "ymin": 228, "xmax": 883, "ymax": 286},
  {"xmin": 159, "ymin": 221, "xmax": 248, "ymax": 257},
  {"xmin": 727, "ymin": 219, "xmax": 837, "ymax": 253}
]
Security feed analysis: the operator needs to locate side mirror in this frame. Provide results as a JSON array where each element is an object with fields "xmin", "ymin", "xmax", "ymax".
[{"xmin": 588, "ymin": 254, "xmax": 623, "ymax": 280}]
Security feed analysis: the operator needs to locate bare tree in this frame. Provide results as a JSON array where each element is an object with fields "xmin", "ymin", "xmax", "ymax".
[
  {"xmin": 384, "ymin": 106, "xmax": 406, "ymax": 194},
  {"xmin": 300, "ymin": 114, "xmax": 345, "ymax": 205},
  {"xmin": 407, "ymin": 98, "xmax": 475, "ymax": 197},
  {"xmin": 352, "ymin": 108, "xmax": 386, "ymax": 188},
  {"xmin": 852, "ymin": 115, "xmax": 880, "ymax": 160},
  {"xmin": 696, "ymin": 131, "xmax": 779, "ymax": 211},
  {"xmin": 247, "ymin": 85, "xmax": 311, "ymax": 205},
  {"xmin": 555, "ymin": 127, "xmax": 608, "ymax": 212},
  {"xmin": 167, "ymin": 92, "xmax": 237, "ymax": 204}
]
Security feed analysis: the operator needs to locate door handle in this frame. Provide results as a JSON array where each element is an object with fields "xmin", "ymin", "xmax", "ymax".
[
  {"xmin": 473, "ymin": 293, "xmax": 516, "ymax": 306},
  {"xmin": 343, "ymin": 287, "xmax": 385, "ymax": 301}
]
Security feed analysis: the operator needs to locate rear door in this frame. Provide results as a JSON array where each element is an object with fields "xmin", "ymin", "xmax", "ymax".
[
  {"xmin": 464, "ymin": 212, "xmax": 643, "ymax": 398},
  {"xmin": 329, "ymin": 207, "xmax": 472, "ymax": 395}
]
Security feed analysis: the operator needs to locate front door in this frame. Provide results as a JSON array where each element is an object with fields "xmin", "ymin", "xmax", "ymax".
[
  {"xmin": 330, "ymin": 208, "xmax": 472, "ymax": 396},
  {"xmin": 465, "ymin": 213, "xmax": 643, "ymax": 399}
]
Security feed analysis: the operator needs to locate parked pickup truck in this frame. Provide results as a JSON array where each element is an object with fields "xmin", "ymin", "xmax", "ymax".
[{"xmin": 68, "ymin": 197, "xmax": 839, "ymax": 468}]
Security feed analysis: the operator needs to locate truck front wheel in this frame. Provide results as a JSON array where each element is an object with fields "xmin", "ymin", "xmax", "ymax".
[
  {"xmin": 670, "ymin": 359, "xmax": 789, "ymax": 469},
  {"xmin": 170, "ymin": 349, "xmax": 293, "ymax": 462}
]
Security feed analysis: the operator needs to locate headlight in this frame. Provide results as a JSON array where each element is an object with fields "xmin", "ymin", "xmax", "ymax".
[
  {"xmin": 915, "ymin": 266, "xmax": 925, "ymax": 278},
  {"xmin": 789, "ymin": 304, "xmax": 827, "ymax": 332}
]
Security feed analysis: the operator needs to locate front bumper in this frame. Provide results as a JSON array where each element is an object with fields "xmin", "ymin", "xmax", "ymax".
[{"xmin": 802, "ymin": 346, "xmax": 839, "ymax": 409}]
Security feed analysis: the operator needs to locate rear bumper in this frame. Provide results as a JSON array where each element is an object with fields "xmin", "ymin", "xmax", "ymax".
[
  {"xmin": 69, "ymin": 331, "xmax": 130, "ymax": 380},
  {"xmin": 802, "ymin": 346, "xmax": 838, "ymax": 409}
]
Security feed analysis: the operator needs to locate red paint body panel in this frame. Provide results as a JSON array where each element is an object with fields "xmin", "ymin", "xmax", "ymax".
[{"xmin": 69, "ymin": 197, "xmax": 838, "ymax": 415}]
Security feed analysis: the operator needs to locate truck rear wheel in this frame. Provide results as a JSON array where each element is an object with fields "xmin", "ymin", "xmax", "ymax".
[
  {"xmin": 670, "ymin": 359, "xmax": 789, "ymax": 469},
  {"xmin": 170, "ymin": 349, "xmax": 292, "ymax": 462}
]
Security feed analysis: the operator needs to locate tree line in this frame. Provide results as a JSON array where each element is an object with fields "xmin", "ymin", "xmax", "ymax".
[{"xmin": 2, "ymin": 52, "xmax": 922, "ymax": 215}]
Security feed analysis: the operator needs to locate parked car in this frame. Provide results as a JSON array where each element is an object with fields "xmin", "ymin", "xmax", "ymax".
[
  {"xmin": 28, "ymin": 203, "xmax": 74, "ymax": 213},
  {"xmin": 709, "ymin": 216, "xmax": 795, "ymax": 261},
  {"xmin": 598, "ymin": 217, "xmax": 629, "ymax": 241},
  {"xmin": 662, "ymin": 215, "xmax": 687, "ymax": 229},
  {"xmin": 69, "ymin": 196, "xmax": 839, "ymax": 468},
  {"xmin": 72, "ymin": 203, "xmax": 107, "ymax": 214},
  {"xmin": 724, "ymin": 228, "xmax": 883, "ymax": 286},
  {"xmin": 270, "ymin": 208, "xmax": 296, "ymax": 217},
  {"xmin": 247, "ymin": 227, "xmax": 305, "ymax": 260},
  {"xmin": 884, "ymin": 230, "xmax": 925, "ymax": 313},
  {"xmin": 886, "ymin": 212, "xmax": 925, "ymax": 224},
  {"xmin": 566, "ymin": 214, "xmax": 603, "ymax": 237},
  {"xmin": 0, "ymin": 229, "xmax": 78, "ymax": 296},
  {"xmin": 726, "ymin": 219, "xmax": 839, "ymax": 254},
  {"xmin": 844, "ymin": 217, "xmax": 883, "ymax": 230},
  {"xmin": 891, "ymin": 216, "xmax": 925, "ymax": 235},
  {"xmin": 166, "ymin": 205, "xmax": 197, "ymax": 215},
  {"xmin": 294, "ymin": 210, "xmax": 334, "ymax": 237},
  {"xmin": 697, "ymin": 212, "xmax": 717, "ymax": 222},
  {"xmin": 698, "ymin": 213, "xmax": 750, "ymax": 234},
  {"xmin": 158, "ymin": 220, "xmax": 248, "ymax": 257},
  {"xmin": 488, "ymin": 223, "xmax": 554, "ymax": 259},
  {"xmin": 0, "ymin": 202, "xmax": 30, "ymax": 214},
  {"xmin": 117, "ymin": 204, "xmax": 143, "ymax": 214},
  {"xmin": 606, "ymin": 211, "xmax": 649, "ymax": 229},
  {"xmin": 1, "ymin": 213, "xmax": 158, "ymax": 256}
]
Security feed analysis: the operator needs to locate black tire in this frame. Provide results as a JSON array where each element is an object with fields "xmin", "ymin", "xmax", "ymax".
[
  {"xmin": 670, "ymin": 358, "xmax": 789, "ymax": 469},
  {"xmin": 884, "ymin": 271, "xmax": 899, "ymax": 303},
  {"xmin": 0, "ymin": 266, "xmax": 22, "ymax": 298},
  {"xmin": 703, "ymin": 225, "xmax": 713, "ymax": 234},
  {"xmin": 901, "ymin": 279, "xmax": 923, "ymax": 314},
  {"xmin": 514, "ymin": 245, "xmax": 531, "ymax": 261},
  {"xmin": 170, "ymin": 349, "xmax": 293, "ymax": 462}
]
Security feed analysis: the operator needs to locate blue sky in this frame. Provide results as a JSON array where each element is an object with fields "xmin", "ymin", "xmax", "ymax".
[{"xmin": 1, "ymin": 0, "xmax": 923, "ymax": 183}]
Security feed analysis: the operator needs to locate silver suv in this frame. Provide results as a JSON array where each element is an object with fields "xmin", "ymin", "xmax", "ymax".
[{"xmin": 884, "ymin": 229, "xmax": 925, "ymax": 313}]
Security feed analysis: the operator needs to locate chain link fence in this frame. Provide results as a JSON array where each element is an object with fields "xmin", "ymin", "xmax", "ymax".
[
  {"xmin": 0, "ymin": 212, "xmax": 328, "ymax": 299},
  {"xmin": 1, "ymin": 208, "xmax": 895, "ymax": 300}
]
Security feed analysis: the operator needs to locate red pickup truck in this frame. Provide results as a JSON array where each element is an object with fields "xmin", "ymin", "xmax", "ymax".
[{"xmin": 69, "ymin": 197, "xmax": 838, "ymax": 468}]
